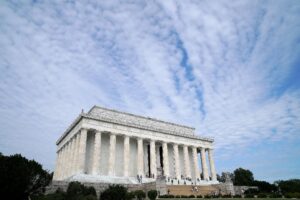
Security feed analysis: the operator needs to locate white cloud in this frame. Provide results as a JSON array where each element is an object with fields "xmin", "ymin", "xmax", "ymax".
[{"xmin": 0, "ymin": 0, "xmax": 299, "ymax": 179}]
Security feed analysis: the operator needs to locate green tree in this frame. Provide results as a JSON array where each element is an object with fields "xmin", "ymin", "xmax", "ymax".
[
  {"xmin": 0, "ymin": 153, "xmax": 52, "ymax": 200},
  {"xmin": 100, "ymin": 185, "xmax": 128, "ymax": 200},
  {"xmin": 147, "ymin": 190, "xmax": 158, "ymax": 200},
  {"xmin": 233, "ymin": 168, "xmax": 254, "ymax": 186},
  {"xmin": 135, "ymin": 190, "xmax": 146, "ymax": 200},
  {"xmin": 126, "ymin": 191, "xmax": 135, "ymax": 200},
  {"xmin": 275, "ymin": 179, "xmax": 300, "ymax": 194},
  {"xmin": 66, "ymin": 181, "xmax": 97, "ymax": 200},
  {"xmin": 252, "ymin": 180, "xmax": 277, "ymax": 193}
]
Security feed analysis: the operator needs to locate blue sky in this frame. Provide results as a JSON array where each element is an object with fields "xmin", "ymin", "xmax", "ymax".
[{"xmin": 0, "ymin": 0, "xmax": 300, "ymax": 182}]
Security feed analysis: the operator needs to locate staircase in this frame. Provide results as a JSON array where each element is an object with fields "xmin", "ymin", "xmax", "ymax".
[
  {"xmin": 156, "ymin": 177, "xmax": 167, "ymax": 195},
  {"xmin": 167, "ymin": 185, "xmax": 219, "ymax": 196}
]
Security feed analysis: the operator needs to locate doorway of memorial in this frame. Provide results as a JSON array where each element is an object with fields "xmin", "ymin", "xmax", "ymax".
[
  {"xmin": 147, "ymin": 144, "xmax": 151, "ymax": 178},
  {"xmin": 157, "ymin": 146, "xmax": 164, "ymax": 178}
]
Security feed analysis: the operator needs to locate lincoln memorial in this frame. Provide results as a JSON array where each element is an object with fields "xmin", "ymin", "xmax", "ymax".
[{"xmin": 52, "ymin": 106, "xmax": 218, "ymax": 187}]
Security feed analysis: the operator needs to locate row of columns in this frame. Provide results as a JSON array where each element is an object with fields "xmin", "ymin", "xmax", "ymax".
[
  {"xmin": 53, "ymin": 128, "xmax": 217, "ymax": 181},
  {"xmin": 53, "ymin": 128, "xmax": 88, "ymax": 180}
]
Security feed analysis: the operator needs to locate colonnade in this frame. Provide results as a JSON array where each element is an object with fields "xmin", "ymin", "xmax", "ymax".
[{"xmin": 53, "ymin": 128, "xmax": 217, "ymax": 182}]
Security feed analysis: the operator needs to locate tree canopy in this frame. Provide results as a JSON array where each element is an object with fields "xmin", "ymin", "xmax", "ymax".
[
  {"xmin": 275, "ymin": 179, "xmax": 300, "ymax": 194},
  {"xmin": 252, "ymin": 180, "xmax": 277, "ymax": 193},
  {"xmin": 233, "ymin": 167, "xmax": 254, "ymax": 186},
  {"xmin": 0, "ymin": 153, "xmax": 52, "ymax": 200}
]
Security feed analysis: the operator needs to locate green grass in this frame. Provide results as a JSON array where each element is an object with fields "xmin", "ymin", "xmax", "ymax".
[{"xmin": 157, "ymin": 199, "xmax": 299, "ymax": 200}]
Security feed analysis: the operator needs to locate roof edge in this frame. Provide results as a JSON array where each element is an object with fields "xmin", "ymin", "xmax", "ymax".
[
  {"xmin": 56, "ymin": 114, "xmax": 83, "ymax": 145},
  {"xmin": 90, "ymin": 105, "xmax": 195, "ymax": 130}
]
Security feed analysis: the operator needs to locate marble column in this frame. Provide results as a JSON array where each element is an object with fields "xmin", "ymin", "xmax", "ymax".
[
  {"xmin": 123, "ymin": 136, "xmax": 130, "ymax": 177},
  {"xmin": 68, "ymin": 138, "xmax": 74, "ymax": 177},
  {"xmin": 173, "ymin": 143, "xmax": 180, "ymax": 179},
  {"xmin": 58, "ymin": 149, "xmax": 64, "ymax": 179},
  {"xmin": 53, "ymin": 150, "xmax": 60, "ymax": 180},
  {"xmin": 63, "ymin": 142, "xmax": 70, "ymax": 178},
  {"xmin": 137, "ymin": 138, "xmax": 144, "ymax": 176},
  {"xmin": 162, "ymin": 142, "xmax": 169, "ymax": 177},
  {"xmin": 208, "ymin": 148, "xmax": 217, "ymax": 181},
  {"xmin": 108, "ymin": 133, "xmax": 116, "ymax": 176},
  {"xmin": 200, "ymin": 147, "xmax": 209, "ymax": 181},
  {"xmin": 69, "ymin": 137, "xmax": 75, "ymax": 176},
  {"xmin": 71, "ymin": 134, "xmax": 78, "ymax": 175},
  {"xmin": 74, "ymin": 133, "xmax": 81, "ymax": 173},
  {"xmin": 57, "ymin": 147, "xmax": 62, "ymax": 179},
  {"xmin": 183, "ymin": 145, "xmax": 191, "ymax": 178},
  {"xmin": 60, "ymin": 146, "xmax": 66, "ymax": 179},
  {"xmin": 92, "ymin": 131, "xmax": 101, "ymax": 175},
  {"xmin": 71, "ymin": 137, "xmax": 76, "ymax": 176},
  {"xmin": 78, "ymin": 128, "xmax": 88, "ymax": 174},
  {"xmin": 150, "ymin": 140, "xmax": 156, "ymax": 178},
  {"xmin": 192, "ymin": 147, "xmax": 200, "ymax": 180},
  {"xmin": 63, "ymin": 145, "xmax": 68, "ymax": 178}
]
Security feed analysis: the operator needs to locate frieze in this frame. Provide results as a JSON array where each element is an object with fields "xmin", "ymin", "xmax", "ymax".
[
  {"xmin": 88, "ymin": 106, "xmax": 206, "ymax": 137},
  {"xmin": 57, "ymin": 106, "xmax": 214, "ymax": 145}
]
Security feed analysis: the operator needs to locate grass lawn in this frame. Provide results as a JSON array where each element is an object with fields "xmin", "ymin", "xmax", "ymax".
[{"xmin": 157, "ymin": 199, "xmax": 299, "ymax": 200}]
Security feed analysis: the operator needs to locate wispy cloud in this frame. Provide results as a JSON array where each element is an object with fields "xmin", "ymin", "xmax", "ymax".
[{"xmin": 0, "ymin": 0, "xmax": 299, "ymax": 181}]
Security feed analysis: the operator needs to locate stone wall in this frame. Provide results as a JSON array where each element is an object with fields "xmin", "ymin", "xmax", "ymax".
[
  {"xmin": 46, "ymin": 180, "xmax": 158, "ymax": 198},
  {"xmin": 234, "ymin": 186, "xmax": 258, "ymax": 196}
]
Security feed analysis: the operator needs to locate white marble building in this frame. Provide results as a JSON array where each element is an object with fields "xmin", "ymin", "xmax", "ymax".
[{"xmin": 53, "ymin": 106, "xmax": 218, "ymax": 185}]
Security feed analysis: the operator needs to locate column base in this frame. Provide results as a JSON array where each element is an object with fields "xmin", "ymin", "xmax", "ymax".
[{"xmin": 64, "ymin": 173, "xmax": 156, "ymax": 184}]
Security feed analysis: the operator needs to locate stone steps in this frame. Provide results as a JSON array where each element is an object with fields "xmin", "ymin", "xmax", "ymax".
[{"xmin": 167, "ymin": 185, "xmax": 219, "ymax": 196}]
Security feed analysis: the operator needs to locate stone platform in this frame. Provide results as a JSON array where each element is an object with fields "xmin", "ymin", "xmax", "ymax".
[
  {"xmin": 46, "ymin": 176, "xmax": 220, "ymax": 197},
  {"xmin": 66, "ymin": 174, "xmax": 156, "ymax": 184}
]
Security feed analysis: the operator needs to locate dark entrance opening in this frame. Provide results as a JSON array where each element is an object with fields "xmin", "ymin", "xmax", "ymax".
[
  {"xmin": 147, "ymin": 144, "xmax": 151, "ymax": 177},
  {"xmin": 159, "ymin": 146, "xmax": 163, "ymax": 168}
]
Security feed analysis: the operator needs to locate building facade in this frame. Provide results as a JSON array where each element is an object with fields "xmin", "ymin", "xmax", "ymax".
[{"xmin": 53, "ymin": 106, "xmax": 218, "ymax": 185}]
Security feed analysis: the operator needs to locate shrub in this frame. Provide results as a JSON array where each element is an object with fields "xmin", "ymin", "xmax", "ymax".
[
  {"xmin": 100, "ymin": 185, "xmax": 127, "ymax": 200},
  {"xmin": 126, "ymin": 191, "xmax": 135, "ymax": 200},
  {"xmin": 175, "ymin": 195, "xmax": 181, "ymax": 198},
  {"xmin": 196, "ymin": 195, "xmax": 203, "ymax": 198},
  {"xmin": 83, "ymin": 194, "xmax": 97, "ymax": 200},
  {"xmin": 66, "ymin": 181, "xmax": 85, "ymax": 199},
  {"xmin": 221, "ymin": 194, "xmax": 232, "ymax": 198},
  {"xmin": 147, "ymin": 190, "xmax": 158, "ymax": 200},
  {"xmin": 44, "ymin": 192, "xmax": 66, "ymax": 200},
  {"xmin": 204, "ymin": 194, "xmax": 211, "ymax": 198},
  {"xmin": 269, "ymin": 193, "xmax": 282, "ymax": 198},
  {"xmin": 233, "ymin": 195, "xmax": 241, "ymax": 198},
  {"xmin": 181, "ymin": 195, "xmax": 188, "ymax": 198},
  {"xmin": 135, "ymin": 190, "xmax": 146, "ymax": 200},
  {"xmin": 285, "ymin": 192, "xmax": 300, "ymax": 198},
  {"xmin": 257, "ymin": 193, "xmax": 267, "ymax": 198},
  {"xmin": 244, "ymin": 194, "xmax": 254, "ymax": 198},
  {"xmin": 159, "ymin": 194, "xmax": 175, "ymax": 198},
  {"xmin": 83, "ymin": 186, "xmax": 96, "ymax": 196},
  {"xmin": 188, "ymin": 194, "xmax": 195, "ymax": 198}
]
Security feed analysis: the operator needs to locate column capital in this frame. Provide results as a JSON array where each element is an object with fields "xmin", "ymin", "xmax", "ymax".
[
  {"xmin": 192, "ymin": 146, "xmax": 198, "ymax": 150},
  {"xmin": 109, "ymin": 131, "xmax": 117, "ymax": 136},
  {"xmin": 172, "ymin": 143, "xmax": 178, "ymax": 147},
  {"xmin": 81, "ymin": 127, "xmax": 89, "ymax": 131},
  {"xmin": 95, "ymin": 129, "xmax": 103, "ymax": 134}
]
